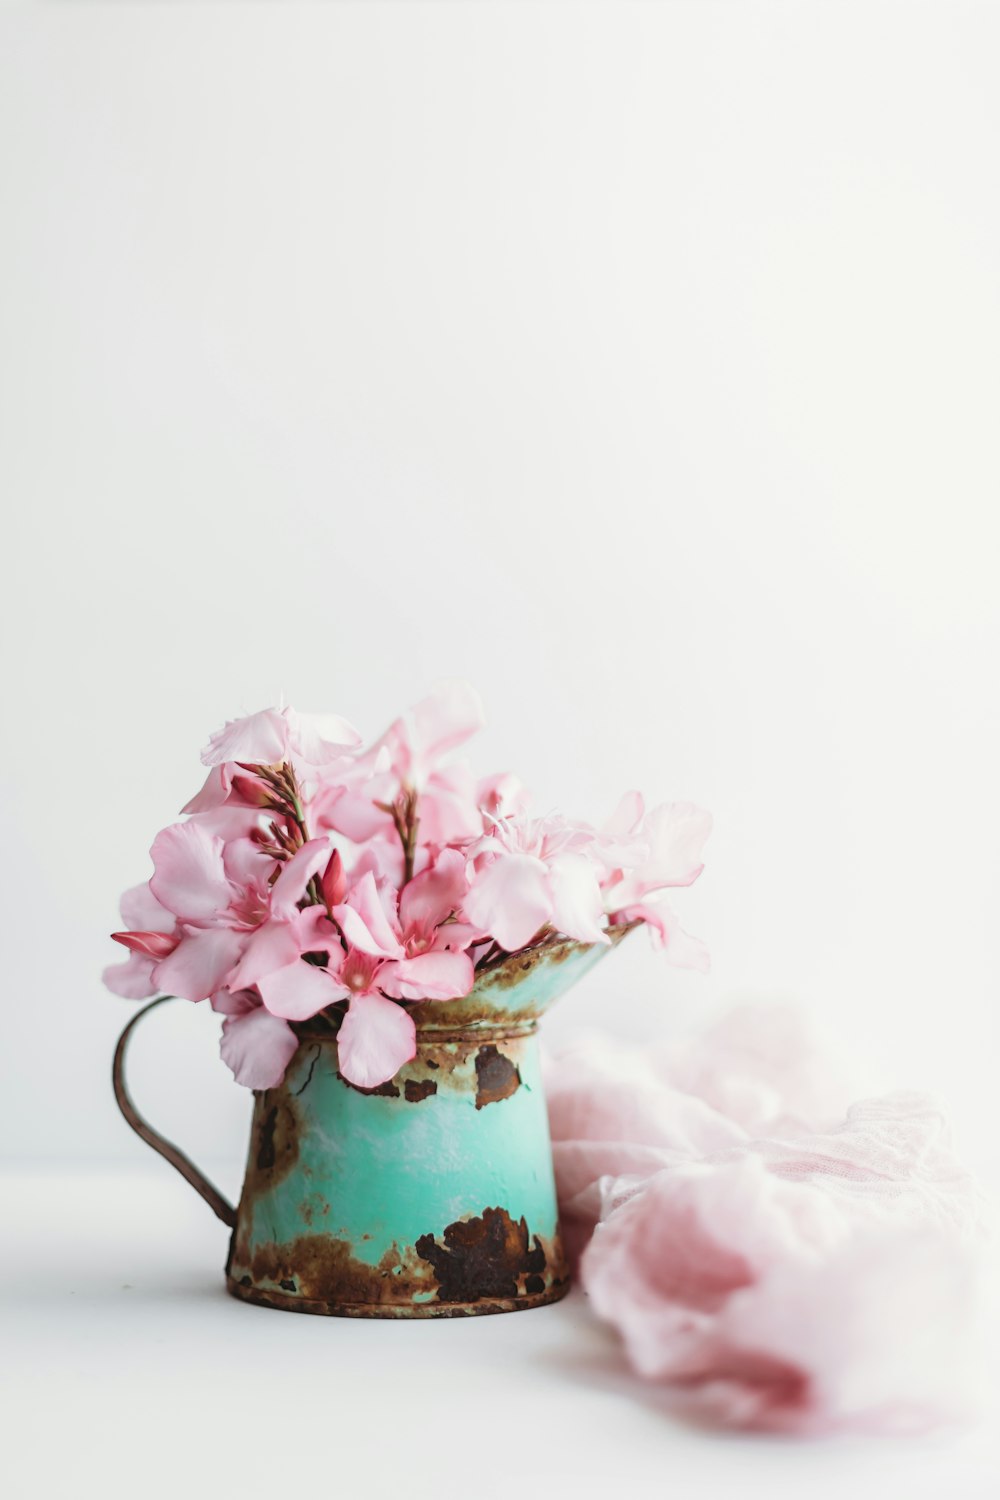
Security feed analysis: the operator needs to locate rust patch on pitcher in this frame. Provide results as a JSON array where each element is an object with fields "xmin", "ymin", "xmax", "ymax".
[
  {"xmin": 336, "ymin": 1071, "xmax": 401, "ymax": 1098},
  {"xmin": 248, "ymin": 1093, "xmax": 301, "ymax": 1191},
  {"xmin": 474, "ymin": 1045, "xmax": 521, "ymax": 1108},
  {"xmin": 478, "ymin": 935, "xmax": 579, "ymax": 991},
  {"xmin": 404, "ymin": 1078, "xmax": 438, "ymax": 1103},
  {"xmin": 414, "ymin": 1207, "xmax": 558, "ymax": 1302},
  {"xmin": 229, "ymin": 1210, "xmax": 569, "ymax": 1315},
  {"xmin": 244, "ymin": 1234, "xmax": 435, "ymax": 1305}
]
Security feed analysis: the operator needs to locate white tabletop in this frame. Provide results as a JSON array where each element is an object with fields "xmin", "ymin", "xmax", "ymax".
[{"xmin": 2, "ymin": 1163, "xmax": 997, "ymax": 1500}]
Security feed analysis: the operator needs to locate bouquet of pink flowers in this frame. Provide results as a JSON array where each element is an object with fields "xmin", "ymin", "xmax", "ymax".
[{"xmin": 105, "ymin": 683, "xmax": 711, "ymax": 1091}]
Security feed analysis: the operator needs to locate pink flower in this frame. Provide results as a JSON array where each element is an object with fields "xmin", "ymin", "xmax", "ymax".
[
  {"xmin": 320, "ymin": 858, "xmax": 476, "ymax": 1086},
  {"xmin": 599, "ymin": 795, "xmax": 712, "ymax": 970},
  {"xmin": 105, "ymin": 687, "xmax": 713, "ymax": 1095},
  {"xmin": 137, "ymin": 823, "xmax": 331, "ymax": 1008},
  {"xmin": 214, "ymin": 988, "xmax": 299, "ymax": 1091},
  {"xmin": 104, "ymin": 883, "xmax": 178, "ymax": 999},
  {"xmin": 601, "ymin": 796, "xmax": 712, "ymax": 907},
  {"xmin": 463, "ymin": 813, "xmax": 607, "ymax": 951},
  {"xmin": 382, "ymin": 679, "xmax": 486, "ymax": 787},
  {"xmin": 201, "ymin": 704, "xmax": 360, "ymax": 769},
  {"xmin": 245, "ymin": 856, "xmax": 474, "ymax": 1089},
  {"xmin": 318, "ymin": 681, "xmax": 487, "ymax": 849},
  {"xmin": 141, "ymin": 822, "xmax": 248, "ymax": 1002},
  {"xmin": 611, "ymin": 899, "xmax": 710, "ymax": 972},
  {"xmin": 255, "ymin": 941, "xmax": 418, "ymax": 1090},
  {"xmin": 335, "ymin": 984, "xmax": 419, "ymax": 1091},
  {"xmin": 149, "ymin": 821, "xmax": 234, "ymax": 923}
]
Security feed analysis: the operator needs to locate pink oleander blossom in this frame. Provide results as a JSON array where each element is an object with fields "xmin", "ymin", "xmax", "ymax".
[{"xmin": 105, "ymin": 685, "xmax": 710, "ymax": 1090}]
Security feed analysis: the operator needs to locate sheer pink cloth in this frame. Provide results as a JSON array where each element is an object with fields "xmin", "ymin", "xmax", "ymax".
[{"xmin": 546, "ymin": 1007, "xmax": 990, "ymax": 1433}]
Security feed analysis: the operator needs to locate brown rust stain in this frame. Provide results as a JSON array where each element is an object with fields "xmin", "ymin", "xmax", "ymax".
[
  {"xmin": 228, "ymin": 1091, "xmax": 303, "ymax": 1276},
  {"xmin": 414, "ymin": 1207, "xmax": 550, "ymax": 1302},
  {"xmin": 336, "ymin": 1072, "xmax": 400, "ymax": 1098},
  {"xmin": 474, "ymin": 1045, "xmax": 521, "ymax": 1109},
  {"xmin": 250, "ymin": 1093, "xmax": 300, "ymax": 1187},
  {"xmin": 414, "ymin": 1041, "xmax": 463, "ymax": 1077},
  {"xmin": 477, "ymin": 921, "xmax": 638, "ymax": 991},
  {"xmin": 232, "ymin": 1214, "xmax": 570, "ymax": 1311},
  {"xmin": 404, "ymin": 1078, "xmax": 438, "ymax": 1103},
  {"xmin": 227, "ymin": 1280, "xmax": 565, "ymax": 1318},
  {"xmin": 246, "ymin": 1234, "xmax": 436, "ymax": 1305},
  {"xmin": 478, "ymin": 934, "xmax": 580, "ymax": 991},
  {"xmin": 298, "ymin": 1192, "xmax": 331, "ymax": 1227}
]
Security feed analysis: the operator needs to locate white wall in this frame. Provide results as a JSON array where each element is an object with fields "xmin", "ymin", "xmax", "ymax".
[{"xmin": 1, "ymin": 2, "xmax": 997, "ymax": 1181}]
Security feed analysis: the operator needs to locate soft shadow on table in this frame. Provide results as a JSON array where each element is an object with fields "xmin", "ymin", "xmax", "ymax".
[{"xmin": 536, "ymin": 1288, "xmax": 756, "ymax": 1438}]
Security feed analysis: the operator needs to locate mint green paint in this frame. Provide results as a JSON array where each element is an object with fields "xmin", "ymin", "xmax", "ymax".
[
  {"xmin": 226, "ymin": 931, "xmax": 628, "ymax": 1316},
  {"xmin": 235, "ymin": 1032, "xmax": 551, "ymax": 1268}
]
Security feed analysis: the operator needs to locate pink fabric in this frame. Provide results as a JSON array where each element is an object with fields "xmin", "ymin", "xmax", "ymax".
[{"xmin": 546, "ymin": 1007, "xmax": 990, "ymax": 1434}]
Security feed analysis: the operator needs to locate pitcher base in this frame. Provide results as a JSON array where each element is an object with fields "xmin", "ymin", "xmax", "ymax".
[{"xmin": 225, "ymin": 1272, "xmax": 571, "ymax": 1318}]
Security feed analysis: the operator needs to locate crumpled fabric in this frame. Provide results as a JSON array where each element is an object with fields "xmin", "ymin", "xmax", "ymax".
[{"xmin": 545, "ymin": 1006, "xmax": 991, "ymax": 1434}]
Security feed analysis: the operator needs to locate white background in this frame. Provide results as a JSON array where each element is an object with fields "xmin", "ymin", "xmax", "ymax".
[
  {"xmin": 1, "ymin": 4, "xmax": 998, "ymax": 1494},
  {"xmin": 2, "ymin": 0, "xmax": 997, "ymax": 1173}
]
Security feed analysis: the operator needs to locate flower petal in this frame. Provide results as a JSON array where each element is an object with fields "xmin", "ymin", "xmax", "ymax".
[
  {"xmin": 399, "ymin": 847, "xmax": 468, "ymax": 934},
  {"xmin": 408, "ymin": 680, "xmax": 485, "ymax": 769},
  {"xmin": 153, "ymin": 927, "xmax": 246, "ymax": 1002},
  {"xmin": 291, "ymin": 907, "xmax": 341, "ymax": 965},
  {"xmin": 210, "ymin": 987, "xmax": 258, "ymax": 1016},
  {"xmin": 270, "ymin": 839, "xmax": 334, "ymax": 920},
  {"xmin": 258, "ymin": 958, "xmax": 345, "ymax": 1021},
  {"xmin": 119, "ymin": 881, "xmax": 175, "ymax": 933},
  {"xmin": 477, "ymin": 771, "xmax": 530, "ymax": 819},
  {"xmin": 620, "ymin": 900, "xmax": 710, "ymax": 972},
  {"xmin": 431, "ymin": 921, "xmax": 480, "ymax": 952},
  {"xmin": 227, "ymin": 919, "xmax": 302, "ymax": 989},
  {"xmin": 613, "ymin": 802, "xmax": 713, "ymax": 905},
  {"xmin": 220, "ymin": 1008, "xmax": 299, "ymax": 1090},
  {"xmin": 337, "ymin": 993, "xmax": 416, "ymax": 1088},
  {"xmin": 180, "ymin": 765, "xmax": 233, "ymax": 815},
  {"xmin": 547, "ymin": 853, "xmax": 609, "ymax": 946},
  {"xmin": 646, "ymin": 801, "xmax": 713, "ymax": 886},
  {"xmin": 416, "ymin": 763, "xmax": 484, "ymax": 844},
  {"xmin": 284, "ymin": 707, "xmax": 361, "ymax": 764},
  {"xmin": 201, "ymin": 708, "xmax": 290, "ymax": 767},
  {"xmin": 222, "ymin": 836, "xmax": 272, "ymax": 890},
  {"xmin": 317, "ymin": 787, "xmax": 394, "ymax": 842},
  {"xmin": 379, "ymin": 949, "xmax": 475, "ymax": 1001},
  {"xmin": 332, "ymin": 872, "xmax": 404, "ymax": 959},
  {"xmin": 149, "ymin": 822, "xmax": 232, "ymax": 924},
  {"xmin": 603, "ymin": 790, "xmax": 645, "ymax": 838},
  {"xmin": 462, "ymin": 852, "xmax": 552, "ymax": 952},
  {"xmin": 102, "ymin": 954, "xmax": 158, "ymax": 1000}
]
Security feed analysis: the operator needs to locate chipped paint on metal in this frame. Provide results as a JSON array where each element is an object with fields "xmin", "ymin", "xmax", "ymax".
[
  {"xmin": 474, "ymin": 1045, "xmax": 521, "ymax": 1109},
  {"xmin": 226, "ymin": 933, "xmax": 622, "ymax": 1317}
]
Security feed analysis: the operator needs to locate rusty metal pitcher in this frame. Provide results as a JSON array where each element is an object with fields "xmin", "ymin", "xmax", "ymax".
[{"xmin": 113, "ymin": 931, "xmax": 623, "ymax": 1318}]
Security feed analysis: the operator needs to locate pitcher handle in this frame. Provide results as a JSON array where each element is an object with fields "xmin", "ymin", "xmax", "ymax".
[{"xmin": 112, "ymin": 995, "xmax": 237, "ymax": 1228}]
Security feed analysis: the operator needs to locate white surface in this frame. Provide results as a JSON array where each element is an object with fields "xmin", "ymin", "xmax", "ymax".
[{"xmin": 1, "ymin": 1164, "xmax": 998, "ymax": 1500}]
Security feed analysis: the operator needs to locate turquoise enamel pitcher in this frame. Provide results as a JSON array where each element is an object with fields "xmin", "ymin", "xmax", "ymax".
[{"xmin": 113, "ymin": 930, "xmax": 625, "ymax": 1318}]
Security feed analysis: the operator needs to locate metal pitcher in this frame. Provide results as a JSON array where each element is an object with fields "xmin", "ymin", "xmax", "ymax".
[{"xmin": 113, "ymin": 930, "xmax": 624, "ymax": 1317}]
